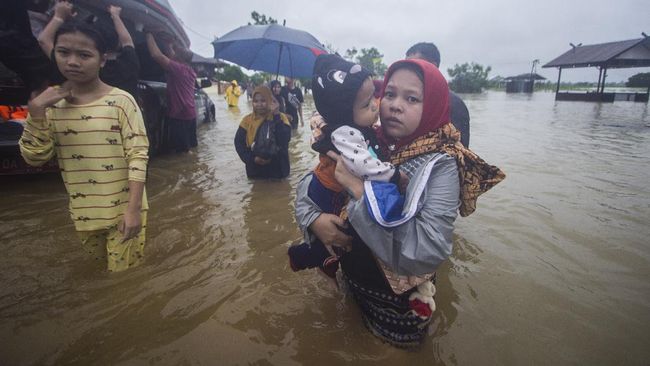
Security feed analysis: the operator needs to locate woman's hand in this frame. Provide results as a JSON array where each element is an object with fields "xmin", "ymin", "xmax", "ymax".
[
  {"xmin": 254, "ymin": 156, "xmax": 270, "ymax": 165},
  {"xmin": 119, "ymin": 209, "xmax": 142, "ymax": 243},
  {"xmin": 54, "ymin": 0, "xmax": 76, "ymax": 21},
  {"xmin": 28, "ymin": 86, "xmax": 72, "ymax": 119},
  {"xmin": 334, "ymin": 156, "xmax": 364, "ymax": 200},
  {"xmin": 108, "ymin": 5, "xmax": 122, "ymax": 18},
  {"xmin": 310, "ymin": 213, "xmax": 352, "ymax": 253}
]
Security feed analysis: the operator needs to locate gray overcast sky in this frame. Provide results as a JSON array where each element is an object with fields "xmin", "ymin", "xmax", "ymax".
[{"xmin": 169, "ymin": 0, "xmax": 649, "ymax": 82}]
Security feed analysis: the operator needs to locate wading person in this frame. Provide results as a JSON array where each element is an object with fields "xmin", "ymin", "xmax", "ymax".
[
  {"xmin": 269, "ymin": 80, "xmax": 286, "ymax": 114},
  {"xmin": 234, "ymin": 86, "xmax": 291, "ymax": 179},
  {"xmin": 281, "ymin": 77, "xmax": 304, "ymax": 129},
  {"xmin": 406, "ymin": 42, "xmax": 471, "ymax": 147},
  {"xmin": 225, "ymin": 80, "xmax": 241, "ymax": 107},
  {"xmin": 295, "ymin": 59, "xmax": 505, "ymax": 347},
  {"xmin": 20, "ymin": 21, "xmax": 149, "ymax": 272},
  {"xmin": 146, "ymin": 32, "xmax": 197, "ymax": 152}
]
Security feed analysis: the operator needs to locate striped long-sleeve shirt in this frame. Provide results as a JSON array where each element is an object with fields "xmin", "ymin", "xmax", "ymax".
[{"xmin": 20, "ymin": 88, "xmax": 149, "ymax": 231}]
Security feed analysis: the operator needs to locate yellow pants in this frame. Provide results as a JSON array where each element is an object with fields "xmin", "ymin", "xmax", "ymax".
[{"xmin": 77, "ymin": 212, "xmax": 147, "ymax": 272}]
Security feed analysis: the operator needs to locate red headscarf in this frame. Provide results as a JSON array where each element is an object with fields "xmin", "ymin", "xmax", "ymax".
[{"xmin": 378, "ymin": 59, "xmax": 450, "ymax": 152}]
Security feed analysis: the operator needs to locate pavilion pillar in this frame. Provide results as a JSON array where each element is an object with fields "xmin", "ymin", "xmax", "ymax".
[
  {"xmin": 555, "ymin": 67, "xmax": 562, "ymax": 96},
  {"xmin": 600, "ymin": 67, "xmax": 608, "ymax": 94}
]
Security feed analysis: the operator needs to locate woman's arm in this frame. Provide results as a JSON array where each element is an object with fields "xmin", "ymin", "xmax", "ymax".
[
  {"xmin": 345, "ymin": 154, "xmax": 460, "ymax": 276},
  {"xmin": 37, "ymin": 1, "xmax": 76, "ymax": 58},
  {"xmin": 295, "ymin": 174, "xmax": 353, "ymax": 249},
  {"xmin": 234, "ymin": 126, "xmax": 253, "ymax": 165},
  {"xmin": 20, "ymin": 86, "xmax": 72, "ymax": 165},
  {"xmin": 275, "ymin": 115, "xmax": 291, "ymax": 149},
  {"xmin": 120, "ymin": 180, "xmax": 144, "ymax": 242},
  {"xmin": 108, "ymin": 5, "xmax": 134, "ymax": 48},
  {"xmin": 118, "ymin": 94, "xmax": 149, "ymax": 181}
]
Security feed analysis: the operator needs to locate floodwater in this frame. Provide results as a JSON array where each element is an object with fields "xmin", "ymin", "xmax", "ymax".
[{"xmin": 1, "ymin": 89, "xmax": 649, "ymax": 365}]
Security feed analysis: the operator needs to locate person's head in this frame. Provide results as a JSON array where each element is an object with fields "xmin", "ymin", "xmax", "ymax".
[
  {"xmin": 312, "ymin": 53, "xmax": 376, "ymax": 128},
  {"xmin": 269, "ymin": 80, "xmax": 282, "ymax": 95},
  {"xmin": 53, "ymin": 20, "xmax": 108, "ymax": 84},
  {"xmin": 231, "ymin": 80, "xmax": 238, "ymax": 87},
  {"xmin": 173, "ymin": 45, "xmax": 193, "ymax": 64},
  {"xmin": 380, "ymin": 59, "xmax": 449, "ymax": 147},
  {"xmin": 252, "ymin": 85, "xmax": 274, "ymax": 116},
  {"xmin": 405, "ymin": 42, "xmax": 441, "ymax": 67},
  {"xmin": 285, "ymin": 77, "xmax": 294, "ymax": 88}
]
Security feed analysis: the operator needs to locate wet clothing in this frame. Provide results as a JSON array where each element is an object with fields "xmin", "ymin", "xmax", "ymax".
[
  {"xmin": 234, "ymin": 86, "xmax": 291, "ymax": 179},
  {"xmin": 295, "ymin": 59, "xmax": 504, "ymax": 346},
  {"xmin": 234, "ymin": 119, "xmax": 291, "ymax": 179},
  {"xmin": 163, "ymin": 60, "xmax": 197, "ymax": 120},
  {"xmin": 19, "ymin": 88, "xmax": 149, "ymax": 232},
  {"xmin": 344, "ymin": 273, "xmax": 435, "ymax": 348},
  {"xmin": 450, "ymin": 91, "xmax": 470, "ymax": 147},
  {"xmin": 167, "ymin": 117, "xmax": 195, "ymax": 152},
  {"xmin": 100, "ymin": 46, "xmax": 140, "ymax": 100},
  {"xmin": 281, "ymin": 85, "xmax": 303, "ymax": 128},
  {"xmin": 78, "ymin": 211, "xmax": 147, "ymax": 272},
  {"xmin": 225, "ymin": 83, "xmax": 241, "ymax": 107}
]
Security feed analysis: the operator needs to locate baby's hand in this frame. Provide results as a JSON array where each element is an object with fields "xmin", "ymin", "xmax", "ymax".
[{"xmin": 398, "ymin": 171, "xmax": 410, "ymax": 194}]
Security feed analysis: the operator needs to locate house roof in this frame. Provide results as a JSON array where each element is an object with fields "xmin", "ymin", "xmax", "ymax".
[
  {"xmin": 504, "ymin": 73, "xmax": 546, "ymax": 81},
  {"xmin": 543, "ymin": 37, "xmax": 650, "ymax": 69}
]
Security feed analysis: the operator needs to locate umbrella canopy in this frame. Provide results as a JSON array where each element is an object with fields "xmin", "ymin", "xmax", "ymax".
[{"xmin": 212, "ymin": 24, "xmax": 327, "ymax": 78}]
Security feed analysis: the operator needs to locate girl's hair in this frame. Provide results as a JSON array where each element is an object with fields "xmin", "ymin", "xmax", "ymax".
[
  {"xmin": 388, "ymin": 62, "xmax": 424, "ymax": 84},
  {"xmin": 53, "ymin": 20, "xmax": 108, "ymax": 54}
]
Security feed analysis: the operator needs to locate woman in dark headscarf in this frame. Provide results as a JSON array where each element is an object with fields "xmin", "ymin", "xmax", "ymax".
[{"xmin": 234, "ymin": 86, "xmax": 291, "ymax": 179}]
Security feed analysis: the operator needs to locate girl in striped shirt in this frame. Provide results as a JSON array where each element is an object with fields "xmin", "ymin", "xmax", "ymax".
[{"xmin": 20, "ymin": 20, "xmax": 149, "ymax": 272}]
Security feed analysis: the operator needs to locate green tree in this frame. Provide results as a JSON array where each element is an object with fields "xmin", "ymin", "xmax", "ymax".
[
  {"xmin": 447, "ymin": 62, "xmax": 492, "ymax": 93},
  {"xmin": 217, "ymin": 64, "xmax": 246, "ymax": 83},
  {"xmin": 356, "ymin": 47, "xmax": 387, "ymax": 75},
  {"xmin": 344, "ymin": 47, "xmax": 358, "ymax": 61},
  {"xmin": 626, "ymin": 72, "xmax": 650, "ymax": 88},
  {"xmin": 248, "ymin": 11, "xmax": 278, "ymax": 25},
  {"xmin": 249, "ymin": 72, "xmax": 270, "ymax": 86}
]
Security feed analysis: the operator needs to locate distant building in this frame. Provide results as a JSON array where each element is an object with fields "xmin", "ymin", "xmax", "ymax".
[{"xmin": 504, "ymin": 73, "xmax": 546, "ymax": 93}]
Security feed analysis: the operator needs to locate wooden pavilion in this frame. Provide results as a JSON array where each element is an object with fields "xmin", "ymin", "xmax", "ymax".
[{"xmin": 543, "ymin": 36, "xmax": 650, "ymax": 102}]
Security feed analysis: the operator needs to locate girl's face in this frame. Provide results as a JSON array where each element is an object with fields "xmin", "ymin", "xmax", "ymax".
[
  {"xmin": 352, "ymin": 78, "xmax": 379, "ymax": 128},
  {"xmin": 252, "ymin": 93, "xmax": 269, "ymax": 115},
  {"xmin": 272, "ymin": 84, "xmax": 281, "ymax": 95},
  {"xmin": 54, "ymin": 31, "xmax": 105, "ymax": 84},
  {"xmin": 380, "ymin": 68, "xmax": 424, "ymax": 139}
]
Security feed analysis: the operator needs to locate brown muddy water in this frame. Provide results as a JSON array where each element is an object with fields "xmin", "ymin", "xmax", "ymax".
[{"xmin": 1, "ymin": 88, "xmax": 649, "ymax": 365}]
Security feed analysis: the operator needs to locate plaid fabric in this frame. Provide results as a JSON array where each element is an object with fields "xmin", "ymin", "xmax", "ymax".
[
  {"xmin": 345, "ymin": 274, "xmax": 432, "ymax": 348},
  {"xmin": 389, "ymin": 123, "xmax": 506, "ymax": 217}
]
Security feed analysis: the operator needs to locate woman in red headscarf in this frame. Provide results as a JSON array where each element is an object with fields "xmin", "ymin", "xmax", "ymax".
[{"xmin": 295, "ymin": 59, "xmax": 505, "ymax": 347}]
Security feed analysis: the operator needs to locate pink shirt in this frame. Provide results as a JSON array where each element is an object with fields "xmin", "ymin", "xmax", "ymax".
[{"xmin": 164, "ymin": 60, "xmax": 197, "ymax": 120}]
